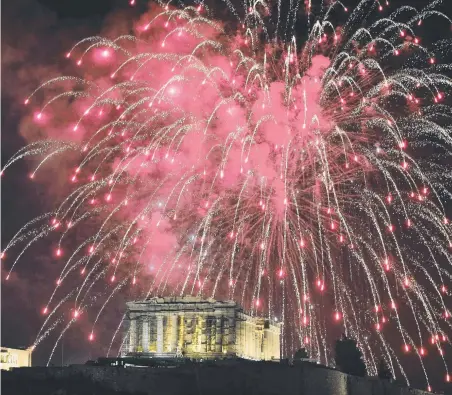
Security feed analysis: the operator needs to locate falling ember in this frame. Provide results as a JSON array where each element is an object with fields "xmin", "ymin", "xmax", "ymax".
[
  {"xmin": 111, "ymin": 275, "xmax": 116, "ymax": 282},
  {"xmin": 334, "ymin": 311, "xmax": 341, "ymax": 321},
  {"xmin": 316, "ymin": 279, "xmax": 325, "ymax": 292},
  {"xmin": 404, "ymin": 344, "xmax": 410, "ymax": 353},
  {"xmin": 43, "ymin": 307, "xmax": 48, "ymax": 315},
  {"xmin": 89, "ymin": 332, "xmax": 94, "ymax": 341},
  {"xmin": 73, "ymin": 310, "xmax": 79, "ymax": 318},
  {"xmin": 419, "ymin": 347, "xmax": 426, "ymax": 356}
]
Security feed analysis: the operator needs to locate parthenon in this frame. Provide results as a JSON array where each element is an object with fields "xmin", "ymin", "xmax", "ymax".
[{"xmin": 121, "ymin": 296, "xmax": 281, "ymax": 361}]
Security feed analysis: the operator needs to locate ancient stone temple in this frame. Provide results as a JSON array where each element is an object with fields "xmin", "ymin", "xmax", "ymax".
[{"xmin": 120, "ymin": 296, "xmax": 281, "ymax": 361}]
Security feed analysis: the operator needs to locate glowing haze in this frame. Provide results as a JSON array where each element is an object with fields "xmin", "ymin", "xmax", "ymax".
[{"xmin": 2, "ymin": 0, "xmax": 452, "ymax": 390}]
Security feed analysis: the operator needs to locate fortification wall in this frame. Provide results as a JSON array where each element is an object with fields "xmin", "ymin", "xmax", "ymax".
[{"xmin": 3, "ymin": 361, "xmax": 430, "ymax": 395}]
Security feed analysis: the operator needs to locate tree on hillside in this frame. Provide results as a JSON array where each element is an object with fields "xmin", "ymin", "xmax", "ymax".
[
  {"xmin": 377, "ymin": 358, "xmax": 393, "ymax": 381},
  {"xmin": 334, "ymin": 334, "xmax": 367, "ymax": 377},
  {"xmin": 293, "ymin": 347, "xmax": 309, "ymax": 360}
]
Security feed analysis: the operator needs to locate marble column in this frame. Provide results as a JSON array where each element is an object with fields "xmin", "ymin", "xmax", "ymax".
[
  {"xmin": 170, "ymin": 315, "xmax": 178, "ymax": 352},
  {"xmin": 263, "ymin": 329, "xmax": 269, "ymax": 360},
  {"xmin": 177, "ymin": 314, "xmax": 184, "ymax": 350},
  {"xmin": 129, "ymin": 318, "xmax": 137, "ymax": 353},
  {"xmin": 215, "ymin": 316, "xmax": 223, "ymax": 353},
  {"xmin": 156, "ymin": 315, "xmax": 164, "ymax": 354},
  {"xmin": 142, "ymin": 320, "xmax": 149, "ymax": 352}
]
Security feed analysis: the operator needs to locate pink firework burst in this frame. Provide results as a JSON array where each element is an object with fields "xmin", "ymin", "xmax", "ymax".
[{"xmin": 2, "ymin": 0, "xmax": 452, "ymax": 387}]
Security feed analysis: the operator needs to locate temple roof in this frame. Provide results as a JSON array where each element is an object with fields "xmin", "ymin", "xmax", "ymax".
[{"xmin": 127, "ymin": 296, "xmax": 239, "ymax": 310}]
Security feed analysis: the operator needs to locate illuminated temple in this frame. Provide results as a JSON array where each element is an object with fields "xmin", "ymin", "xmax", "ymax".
[{"xmin": 120, "ymin": 297, "xmax": 281, "ymax": 361}]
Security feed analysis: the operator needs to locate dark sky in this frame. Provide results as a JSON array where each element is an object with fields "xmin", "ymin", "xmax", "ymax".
[
  {"xmin": 2, "ymin": 0, "xmax": 452, "ymax": 393},
  {"xmin": 1, "ymin": 0, "xmax": 142, "ymax": 367}
]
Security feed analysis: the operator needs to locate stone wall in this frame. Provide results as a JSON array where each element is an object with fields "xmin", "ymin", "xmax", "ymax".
[{"xmin": 2, "ymin": 360, "xmax": 430, "ymax": 395}]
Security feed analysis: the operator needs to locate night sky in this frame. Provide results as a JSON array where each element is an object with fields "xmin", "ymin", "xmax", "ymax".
[{"xmin": 2, "ymin": 0, "xmax": 452, "ymax": 393}]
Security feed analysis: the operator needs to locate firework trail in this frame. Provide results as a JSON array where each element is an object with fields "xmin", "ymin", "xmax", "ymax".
[{"xmin": 2, "ymin": 0, "xmax": 452, "ymax": 389}]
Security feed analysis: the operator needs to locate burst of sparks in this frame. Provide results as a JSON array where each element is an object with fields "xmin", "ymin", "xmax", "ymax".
[{"xmin": 3, "ymin": 0, "xmax": 452, "ymax": 387}]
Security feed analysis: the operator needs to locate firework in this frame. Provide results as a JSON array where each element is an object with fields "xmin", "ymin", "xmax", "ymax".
[{"xmin": 2, "ymin": 0, "xmax": 452, "ymax": 389}]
